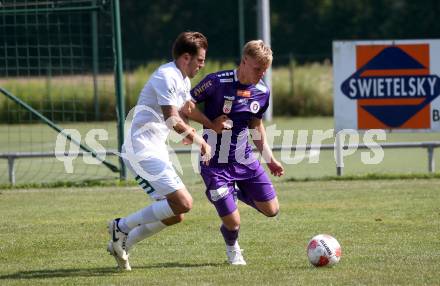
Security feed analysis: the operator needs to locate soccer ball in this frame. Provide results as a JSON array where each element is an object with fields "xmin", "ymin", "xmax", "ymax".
[{"xmin": 307, "ymin": 234, "xmax": 341, "ymax": 267}]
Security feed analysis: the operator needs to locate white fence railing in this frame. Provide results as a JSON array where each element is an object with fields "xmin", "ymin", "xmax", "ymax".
[{"xmin": 1, "ymin": 141, "xmax": 439, "ymax": 185}]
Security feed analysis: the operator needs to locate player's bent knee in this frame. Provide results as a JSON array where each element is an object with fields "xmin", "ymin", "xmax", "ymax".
[
  {"xmin": 167, "ymin": 189, "xmax": 193, "ymax": 214},
  {"xmin": 168, "ymin": 199, "xmax": 192, "ymax": 214},
  {"xmin": 178, "ymin": 195, "xmax": 193, "ymax": 213},
  {"xmin": 223, "ymin": 221, "xmax": 240, "ymax": 230},
  {"xmin": 255, "ymin": 198, "xmax": 279, "ymax": 217},
  {"xmin": 180, "ymin": 199, "xmax": 192, "ymax": 213},
  {"xmin": 264, "ymin": 208, "xmax": 279, "ymax": 217},
  {"xmin": 259, "ymin": 203, "xmax": 279, "ymax": 217},
  {"xmin": 221, "ymin": 211, "xmax": 241, "ymax": 230}
]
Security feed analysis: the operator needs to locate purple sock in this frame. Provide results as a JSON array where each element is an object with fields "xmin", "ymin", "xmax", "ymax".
[{"xmin": 220, "ymin": 224, "xmax": 239, "ymax": 246}]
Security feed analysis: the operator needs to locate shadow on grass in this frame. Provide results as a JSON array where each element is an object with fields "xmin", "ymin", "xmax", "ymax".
[
  {"xmin": 146, "ymin": 262, "xmax": 224, "ymax": 269},
  {"xmin": 0, "ymin": 267, "xmax": 117, "ymax": 280},
  {"xmin": 0, "ymin": 262, "xmax": 224, "ymax": 280}
]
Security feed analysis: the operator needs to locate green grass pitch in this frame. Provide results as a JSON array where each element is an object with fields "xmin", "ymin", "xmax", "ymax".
[{"xmin": 0, "ymin": 179, "xmax": 439, "ymax": 285}]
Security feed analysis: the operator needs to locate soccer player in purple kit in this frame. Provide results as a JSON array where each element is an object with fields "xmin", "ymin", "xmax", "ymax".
[{"xmin": 187, "ymin": 40, "xmax": 284, "ymax": 265}]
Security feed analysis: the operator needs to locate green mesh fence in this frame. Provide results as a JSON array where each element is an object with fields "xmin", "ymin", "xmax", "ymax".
[{"xmin": 0, "ymin": 0, "xmax": 123, "ymax": 185}]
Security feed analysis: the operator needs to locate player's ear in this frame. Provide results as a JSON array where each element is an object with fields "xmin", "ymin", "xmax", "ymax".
[
  {"xmin": 182, "ymin": 52, "xmax": 191, "ymax": 63},
  {"xmin": 241, "ymin": 56, "xmax": 248, "ymax": 66}
]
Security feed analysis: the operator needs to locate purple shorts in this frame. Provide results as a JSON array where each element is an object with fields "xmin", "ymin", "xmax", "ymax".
[{"xmin": 200, "ymin": 160, "xmax": 276, "ymax": 217}]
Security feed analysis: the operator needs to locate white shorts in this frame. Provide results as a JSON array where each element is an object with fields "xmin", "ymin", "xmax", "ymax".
[{"xmin": 123, "ymin": 152, "xmax": 185, "ymax": 201}]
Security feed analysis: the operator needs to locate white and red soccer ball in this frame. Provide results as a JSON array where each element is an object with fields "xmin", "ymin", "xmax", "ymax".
[{"xmin": 307, "ymin": 234, "xmax": 341, "ymax": 267}]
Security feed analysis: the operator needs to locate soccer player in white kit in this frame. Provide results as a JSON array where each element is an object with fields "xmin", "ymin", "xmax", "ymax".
[{"xmin": 107, "ymin": 32, "xmax": 226, "ymax": 270}]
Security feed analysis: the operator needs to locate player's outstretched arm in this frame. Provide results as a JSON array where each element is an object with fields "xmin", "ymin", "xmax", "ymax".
[
  {"xmin": 249, "ymin": 117, "xmax": 284, "ymax": 177},
  {"xmin": 161, "ymin": 105, "xmax": 211, "ymax": 164},
  {"xmin": 178, "ymin": 106, "xmax": 195, "ymax": 145},
  {"xmin": 180, "ymin": 101, "xmax": 231, "ymax": 134}
]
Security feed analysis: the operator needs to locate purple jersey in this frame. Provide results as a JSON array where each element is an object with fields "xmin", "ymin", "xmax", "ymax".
[{"xmin": 191, "ymin": 69, "xmax": 270, "ymax": 166}]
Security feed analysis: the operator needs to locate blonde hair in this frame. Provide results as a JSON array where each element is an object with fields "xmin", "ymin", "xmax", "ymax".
[{"xmin": 242, "ymin": 40, "xmax": 273, "ymax": 67}]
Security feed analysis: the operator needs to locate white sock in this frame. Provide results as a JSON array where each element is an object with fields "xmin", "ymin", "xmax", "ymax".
[
  {"xmin": 119, "ymin": 200, "xmax": 174, "ymax": 232},
  {"xmin": 226, "ymin": 241, "xmax": 240, "ymax": 251},
  {"xmin": 125, "ymin": 221, "xmax": 167, "ymax": 251}
]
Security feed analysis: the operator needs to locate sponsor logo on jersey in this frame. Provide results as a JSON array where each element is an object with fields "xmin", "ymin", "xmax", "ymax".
[
  {"xmin": 341, "ymin": 44, "xmax": 440, "ymax": 129},
  {"xmin": 193, "ymin": 80, "xmax": 212, "ymax": 97},
  {"xmin": 250, "ymin": 101, "xmax": 260, "ymax": 113},
  {"xmin": 223, "ymin": 100, "xmax": 233, "ymax": 114},
  {"xmin": 220, "ymin": 78, "xmax": 234, "ymax": 83},
  {"xmin": 224, "ymin": 95, "xmax": 235, "ymax": 100},
  {"xmin": 238, "ymin": 98, "xmax": 248, "ymax": 104},
  {"xmin": 209, "ymin": 186, "xmax": 229, "ymax": 201},
  {"xmin": 167, "ymin": 86, "xmax": 176, "ymax": 96},
  {"xmin": 237, "ymin": 90, "xmax": 251, "ymax": 97}
]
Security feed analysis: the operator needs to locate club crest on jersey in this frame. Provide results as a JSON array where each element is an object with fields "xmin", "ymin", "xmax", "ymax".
[
  {"xmin": 250, "ymin": 101, "xmax": 260, "ymax": 113},
  {"xmin": 223, "ymin": 100, "xmax": 233, "ymax": 114}
]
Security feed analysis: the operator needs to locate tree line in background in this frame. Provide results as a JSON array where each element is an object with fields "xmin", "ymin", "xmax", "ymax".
[
  {"xmin": 1, "ymin": 0, "xmax": 439, "ymax": 121},
  {"xmin": 121, "ymin": 0, "xmax": 440, "ymax": 65}
]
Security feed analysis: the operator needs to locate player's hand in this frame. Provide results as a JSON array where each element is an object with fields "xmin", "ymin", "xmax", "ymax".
[
  {"xmin": 181, "ymin": 128, "xmax": 195, "ymax": 145},
  {"xmin": 212, "ymin": 115, "xmax": 233, "ymax": 134},
  {"xmin": 267, "ymin": 158, "xmax": 284, "ymax": 177},
  {"xmin": 200, "ymin": 141, "xmax": 212, "ymax": 166}
]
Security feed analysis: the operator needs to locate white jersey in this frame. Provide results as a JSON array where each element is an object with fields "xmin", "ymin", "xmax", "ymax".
[{"xmin": 124, "ymin": 61, "xmax": 191, "ymax": 154}]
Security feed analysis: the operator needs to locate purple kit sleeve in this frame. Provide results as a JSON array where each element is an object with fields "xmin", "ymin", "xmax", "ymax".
[
  {"xmin": 254, "ymin": 90, "xmax": 270, "ymax": 119},
  {"xmin": 190, "ymin": 73, "xmax": 217, "ymax": 103}
]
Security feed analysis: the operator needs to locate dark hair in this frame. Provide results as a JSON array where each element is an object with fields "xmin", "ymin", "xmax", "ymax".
[{"xmin": 172, "ymin": 31, "xmax": 208, "ymax": 60}]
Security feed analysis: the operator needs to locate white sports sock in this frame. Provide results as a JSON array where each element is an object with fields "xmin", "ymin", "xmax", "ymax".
[
  {"xmin": 226, "ymin": 241, "xmax": 240, "ymax": 251},
  {"xmin": 125, "ymin": 221, "xmax": 167, "ymax": 251},
  {"xmin": 120, "ymin": 200, "xmax": 174, "ymax": 232}
]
